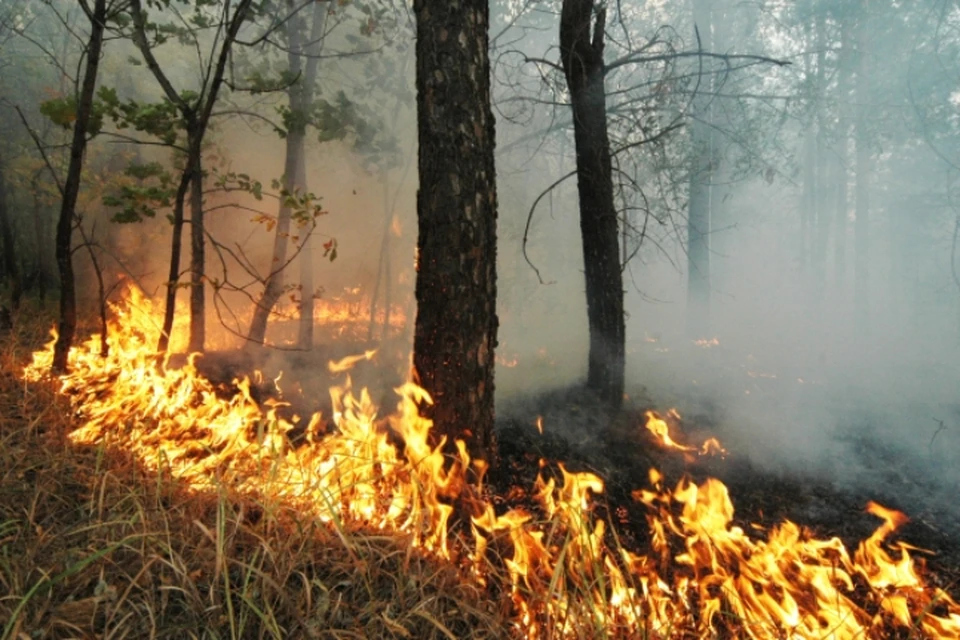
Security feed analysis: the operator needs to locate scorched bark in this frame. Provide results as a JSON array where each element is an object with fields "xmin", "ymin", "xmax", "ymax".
[
  {"xmin": 412, "ymin": 0, "xmax": 499, "ymax": 464},
  {"xmin": 559, "ymin": 0, "xmax": 625, "ymax": 410}
]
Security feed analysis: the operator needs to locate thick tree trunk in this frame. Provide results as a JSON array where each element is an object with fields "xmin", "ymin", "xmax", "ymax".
[
  {"xmin": 854, "ymin": 5, "xmax": 870, "ymax": 331},
  {"xmin": 0, "ymin": 152, "xmax": 21, "ymax": 310},
  {"xmin": 412, "ymin": 0, "xmax": 499, "ymax": 462},
  {"xmin": 560, "ymin": 0, "xmax": 625, "ymax": 410},
  {"xmin": 52, "ymin": 0, "xmax": 106, "ymax": 373},
  {"xmin": 687, "ymin": 0, "xmax": 712, "ymax": 339},
  {"xmin": 248, "ymin": 0, "xmax": 327, "ymax": 345}
]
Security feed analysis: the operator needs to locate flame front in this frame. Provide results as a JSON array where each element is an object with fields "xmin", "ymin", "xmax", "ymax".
[{"xmin": 23, "ymin": 287, "xmax": 960, "ymax": 638}]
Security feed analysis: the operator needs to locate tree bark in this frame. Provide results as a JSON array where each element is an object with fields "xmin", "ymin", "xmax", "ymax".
[
  {"xmin": 52, "ymin": 0, "xmax": 106, "ymax": 372},
  {"xmin": 686, "ymin": 0, "xmax": 713, "ymax": 340},
  {"xmin": 412, "ymin": 0, "xmax": 499, "ymax": 462},
  {"xmin": 560, "ymin": 0, "xmax": 625, "ymax": 409}
]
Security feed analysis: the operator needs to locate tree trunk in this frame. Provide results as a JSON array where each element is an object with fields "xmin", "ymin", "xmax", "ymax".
[
  {"xmin": 813, "ymin": 9, "xmax": 830, "ymax": 305},
  {"xmin": 854, "ymin": 3, "xmax": 870, "ymax": 331},
  {"xmin": 687, "ymin": 0, "xmax": 712, "ymax": 340},
  {"xmin": 0, "ymin": 151, "xmax": 21, "ymax": 310},
  {"xmin": 294, "ymin": 146, "xmax": 313, "ymax": 350},
  {"xmin": 52, "ymin": 0, "xmax": 106, "ymax": 373},
  {"xmin": 187, "ymin": 127, "xmax": 205, "ymax": 353},
  {"xmin": 158, "ymin": 170, "xmax": 190, "ymax": 353},
  {"xmin": 248, "ymin": 0, "xmax": 328, "ymax": 345},
  {"xmin": 412, "ymin": 0, "xmax": 499, "ymax": 462},
  {"xmin": 834, "ymin": 20, "xmax": 851, "ymax": 293},
  {"xmin": 559, "ymin": 0, "xmax": 625, "ymax": 409},
  {"xmin": 368, "ymin": 165, "xmax": 393, "ymax": 341}
]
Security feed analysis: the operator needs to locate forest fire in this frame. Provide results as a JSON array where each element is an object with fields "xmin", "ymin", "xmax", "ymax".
[{"xmin": 23, "ymin": 288, "xmax": 960, "ymax": 638}]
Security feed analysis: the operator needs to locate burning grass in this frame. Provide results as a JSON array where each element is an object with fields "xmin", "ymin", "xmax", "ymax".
[
  {"xmin": 0, "ymin": 309, "xmax": 504, "ymax": 639},
  {"xmin": 5, "ymin": 288, "xmax": 960, "ymax": 639}
]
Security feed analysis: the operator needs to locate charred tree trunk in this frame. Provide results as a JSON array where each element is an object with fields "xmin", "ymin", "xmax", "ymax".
[
  {"xmin": 0, "ymin": 152, "xmax": 21, "ymax": 310},
  {"xmin": 52, "ymin": 0, "xmax": 106, "ymax": 373},
  {"xmin": 560, "ymin": 0, "xmax": 625, "ymax": 409},
  {"xmin": 412, "ymin": 0, "xmax": 499, "ymax": 462},
  {"xmin": 687, "ymin": 0, "xmax": 713, "ymax": 340},
  {"xmin": 248, "ymin": 0, "xmax": 327, "ymax": 346}
]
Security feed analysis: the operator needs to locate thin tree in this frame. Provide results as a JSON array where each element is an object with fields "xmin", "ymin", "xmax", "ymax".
[
  {"xmin": 247, "ymin": 0, "xmax": 328, "ymax": 347},
  {"xmin": 52, "ymin": 0, "xmax": 110, "ymax": 372},
  {"xmin": 412, "ymin": 0, "xmax": 499, "ymax": 462},
  {"xmin": 559, "ymin": 0, "xmax": 625, "ymax": 409},
  {"xmin": 687, "ymin": 0, "xmax": 713, "ymax": 339}
]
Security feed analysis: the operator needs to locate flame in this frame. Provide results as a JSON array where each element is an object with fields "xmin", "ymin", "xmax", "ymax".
[
  {"xmin": 694, "ymin": 338, "xmax": 720, "ymax": 348},
  {"xmin": 23, "ymin": 286, "xmax": 960, "ymax": 639},
  {"xmin": 644, "ymin": 410, "xmax": 727, "ymax": 458}
]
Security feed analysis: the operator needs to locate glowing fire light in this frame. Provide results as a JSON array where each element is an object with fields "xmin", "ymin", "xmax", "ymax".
[
  {"xmin": 644, "ymin": 410, "xmax": 728, "ymax": 458},
  {"xmin": 693, "ymin": 337, "xmax": 720, "ymax": 348},
  {"xmin": 23, "ymin": 287, "xmax": 960, "ymax": 639}
]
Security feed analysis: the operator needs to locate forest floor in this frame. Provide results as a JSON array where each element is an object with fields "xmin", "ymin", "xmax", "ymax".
[{"xmin": 2, "ymin": 304, "xmax": 959, "ymax": 638}]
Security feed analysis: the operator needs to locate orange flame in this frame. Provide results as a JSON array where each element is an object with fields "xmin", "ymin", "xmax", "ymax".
[{"xmin": 23, "ymin": 286, "xmax": 960, "ymax": 639}]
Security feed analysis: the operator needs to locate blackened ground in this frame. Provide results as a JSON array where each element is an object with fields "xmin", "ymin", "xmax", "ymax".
[{"xmin": 492, "ymin": 383, "xmax": 960, "ymax": 599}]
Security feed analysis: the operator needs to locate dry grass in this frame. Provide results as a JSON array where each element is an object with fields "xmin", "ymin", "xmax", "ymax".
[{"xmin": 0, "ymin": 306, "xmax": 508, "ymax": 640}]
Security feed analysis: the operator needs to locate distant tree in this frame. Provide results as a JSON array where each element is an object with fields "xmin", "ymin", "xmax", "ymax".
[
  {"xmin": 245, "ymin": 0, "xmax": 330, "ymax": 348},
  {"xmin": 412, "ymin": 0, "xmax": 499, "ymax": 463},
  {"xmin": 126, "ymin": 0, "xmax": 254, "ymax": 353},
  {"xmin": 559, "ymin": 0, "xmax": 625, "ymax": 409},
  {"xmin": 686, "ymin": 0, "xmax": 713, "ymax": 339}
]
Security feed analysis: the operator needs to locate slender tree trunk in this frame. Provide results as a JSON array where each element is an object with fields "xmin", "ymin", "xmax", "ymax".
[
  {"xmin": 854, "ymin": 3, "xmax": 870, "ymax": 331},
  {"xmin": 687, "ymin": 0, "xmax": 713, "ymax": 339},
  {"xmin": 814, "ymin": 10, "xmax": 830, "ymax": 305},
  {"xmin": 52, "ymin": 0, "xmax": 106, "ymax": 373},
  {"xmin": 368, "ymin": 165, "xmax": 393, "ymax": 341},
  {"xmin": 131, "ymin": 0, "xmax": 254, "ymax": 354},
  {"xmin": 158, "ymin": 171, "xmax": 190, "ymax": 353},
  {"xmin": 560, "ymin": 0, "xmax": 624, "ymax": 409},
  {"xmin": 294, "ymin": 148, "xmax": 313, "ymax": 349},
  {"xmin": 30, "ymin": 175, "xmax": 48, "ymax": 304},
  {"xmin": 248, "ymin": 0, "xmax": 327, "ymax": 345},
  {"xmin": 187, "ymin": 128, "xmax": 205, "ymax": 352},
  {"xmin": 413, "ymin": 0, "xmax": 499, "ymax": 462},
  {"xmin": 0, "ymin": 152, "xmax": 21, "ymax": 310},
  {"xmin": 835, "ymin": 21, "xmax": 851, "ymax": 293}
]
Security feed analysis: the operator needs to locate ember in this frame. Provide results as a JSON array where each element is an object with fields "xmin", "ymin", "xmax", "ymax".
[{"xmin": 23, "ymin": 288, "xmax": 960, "ymax": 638}]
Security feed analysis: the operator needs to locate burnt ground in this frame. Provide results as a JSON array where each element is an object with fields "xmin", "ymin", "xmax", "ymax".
[
  {"xmin": 183, "ymin": 341, "xmax": 960, "ymax": 599},
  {"xmin": 493, "ymin": 383, "xmax": 960, "ymax": 599}
]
